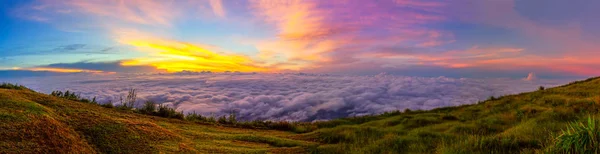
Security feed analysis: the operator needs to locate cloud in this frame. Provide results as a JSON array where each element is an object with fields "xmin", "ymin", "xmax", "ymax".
[
  {"xmin": 1, "ymin": 73, "xmax": 572, "ymax": 121},
  {"xmin": 118, "ymin": 37, "xmax": 271, "ymax": 73},
  {"xmin": 64, "ymin": 0, "xmax": 177, "ymax": 26},
  {"xmin": 250, "ymin": 0, "xmax": 451, "ymax": 70},
  {"xmin": 525, "ymin": 72, "xmax": 537, "ymax": 81},
  {"xmin": 53, "ymin": 44, "xmax": 86, "ymax": 51},
  {"xmin": 44, "ymin": 61, "xmax": 160, "ymax": 73},
  {"xmin": 209, "ymin": 0, "xmax": 226, "ymax": 18}
]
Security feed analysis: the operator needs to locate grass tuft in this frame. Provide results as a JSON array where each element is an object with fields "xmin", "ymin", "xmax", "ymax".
[{"xmin": 552, "ymin": 116, "xmax": 600, "ymax": 153}]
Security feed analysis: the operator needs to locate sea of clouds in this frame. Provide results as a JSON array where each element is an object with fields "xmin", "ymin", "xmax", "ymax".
[{"xmin": 1, "ymin": 73, "xmax": 572, "ymax": 121}]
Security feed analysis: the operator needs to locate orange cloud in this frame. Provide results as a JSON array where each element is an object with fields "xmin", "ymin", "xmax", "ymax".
[
  {"xmin": 251, "ymin": 0, "xmax": 337, "ymax": 67},
  {"xmin": 250, "ymin": 0, "xmax": 450, "ymax": 71},
  {"xmin": 119, "ymin": 39, "xmax": 269, "ymax": 73}
]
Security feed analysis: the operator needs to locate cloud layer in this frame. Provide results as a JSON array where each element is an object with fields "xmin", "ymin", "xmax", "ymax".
[{"xmin": 2, "ymin": 73, "xmax": 570, "ymax": 121}]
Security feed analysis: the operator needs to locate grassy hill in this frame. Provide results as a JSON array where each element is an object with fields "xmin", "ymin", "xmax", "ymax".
[
  {"xmin": 2, "ymin": 77, "xmax": 600, "ymax": 153},
  {"xmin": 0, "ymin": 84, "xmax": 317, "ymax": 154}
]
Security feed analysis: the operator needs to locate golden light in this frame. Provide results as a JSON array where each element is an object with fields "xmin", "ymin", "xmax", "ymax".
[{"xmin": 121, "ymin": 39, "xmax": 269, "ymax": 73}]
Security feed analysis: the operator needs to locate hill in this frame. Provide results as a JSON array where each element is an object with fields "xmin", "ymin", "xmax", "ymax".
[
  {"xmin": 2, "ymin": 77, "xmax": 600, "ymax": 153},
  {"xmin": 0, "ymin": 84, "xmax": 316, "ymax": 154}
]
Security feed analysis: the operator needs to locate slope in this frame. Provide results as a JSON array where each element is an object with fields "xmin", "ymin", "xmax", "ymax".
[
  {"xmin": 301, "ymin": 77, "xmax": 600, "ymax": 153},
  {"xmin": 0, "ymin": 87, "xmax": 317, "ymax": 154}
]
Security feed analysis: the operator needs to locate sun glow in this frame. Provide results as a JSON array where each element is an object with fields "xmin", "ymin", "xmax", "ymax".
[{"xmin": 120, "ymin": 40, "xmax": 269, "ymax": 73}]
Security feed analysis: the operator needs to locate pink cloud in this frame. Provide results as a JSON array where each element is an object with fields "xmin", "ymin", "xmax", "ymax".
[
  {"xmin": 209, "ymin": 0, "xmax": 226, "ymax": 18},
  {"xmin": 250, "ymin": 0, "xmax": 449, "ymax": 70}
]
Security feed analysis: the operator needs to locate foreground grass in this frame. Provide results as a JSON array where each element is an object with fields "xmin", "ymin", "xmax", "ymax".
[
  {"xmin": 299, "ymin": 77, "xmax": 600, "ymax": 153},
  {"xmin": 2, "ymin": 77, "xmax": 600, "ymax": 153}
]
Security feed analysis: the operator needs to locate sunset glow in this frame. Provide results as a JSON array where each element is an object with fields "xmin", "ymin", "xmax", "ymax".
[
  {"xmin": 120, "ymin": 40, "xmax": 268, "ymax": 73},
  {"xmin": 0, "ymin": 0, "xmax": 598, "ymax": 78}
]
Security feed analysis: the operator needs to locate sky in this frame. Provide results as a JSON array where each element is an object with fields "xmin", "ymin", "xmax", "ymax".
[
  {"xmin": 0, "ymin": 0, "xmax": 598, "ymax": 78},
  {"xmin": 1, "ymin": 0, "xmax": 597, "ymax": 121}
]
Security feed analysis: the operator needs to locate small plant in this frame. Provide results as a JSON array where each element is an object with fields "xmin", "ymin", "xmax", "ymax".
[
  {"xmin": 553, "ymin": 116, "xmax": 600, "ymax": 153},
  {"xmin": 539, "ymin": 86, "xmax": 545, "ymax": 91},
  {"xmin": 516, "ymin": 110, "xmax": 525, "ymax": 121},
  {"xmin": 125, "ymin": 89, "xmax": 137, "ymax": 108}
]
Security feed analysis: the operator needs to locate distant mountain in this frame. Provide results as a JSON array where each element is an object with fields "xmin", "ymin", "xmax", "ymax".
[{"xmin": 2, "ymin": 77, "xmax": 600, "ymax": 153}]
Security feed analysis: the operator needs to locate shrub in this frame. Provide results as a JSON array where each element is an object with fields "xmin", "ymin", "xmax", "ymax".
[
  {"xmin": 0, "ymin": 83, "xmax": 30, "ymax": 90},
  {"xmin": 50, "ymin": 90, "xmax": 99, "ymax": 104},
  {"xmin": 228, "ymin": 113, "xmax": 237, "ymax": 124},
  {"xmin": 139, "ymin": 101, "xmax": 157, "ymax": 115},
  {"xmin": 217, "ymin": 115, "xmax": 228, "ymax": 124},
  {"xmin": 156, "ymin": 104, "xmax": 184, "ymax": 119},
  {"xmin": 101, "ymin": 102, "xmax": 114, "ymax": 108},
  {"xmin": 186, "ymin": 111, "xmax": 208, "ymax": 122},
  {"xmin": 553, "ymin": 116, "xmax": 600, "ymax": 153},
  {"xmin": 441, "ymin": 114, "xmax": 459, "ymax": 121}
]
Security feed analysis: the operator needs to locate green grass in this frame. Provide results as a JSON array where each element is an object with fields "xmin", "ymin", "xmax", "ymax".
[
  {"xmin": 2, "ymin": 77, "xmax": 600, "ymax": 153},
  {"xmin": 551, "ymin": 116, "xmax": 600, "ymax": 153}
]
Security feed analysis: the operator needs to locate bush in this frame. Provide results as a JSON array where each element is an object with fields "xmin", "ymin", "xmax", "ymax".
[
  {"xmin": 552, "ymin": 116, "xmax": 600, "ymax": 153},
  {"xmin": 156, "ymin": 104, "xmax": 184, "ymax": 119},
  {"xmin": 217, "ymin": 115, "xmax": 228, "ymax": 124},
  {"xmin": 101, "ymin": 102, "xmax": 114, "ymax": 108},
  {"xmin": 0, "ymin": 83, "xmax": 30, "ymax": 90},
  {"xmin": 50, "ymin": 90, "xmax": 98, "ymax": 104},
  {"xmin": 139, "ymin": 101, "xmax": 157, "ymax": 115},
  {"xmin": 186, "ymin": 111, "xmax": 208, "ymax": 122}
]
